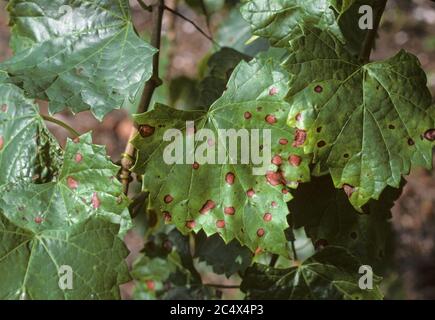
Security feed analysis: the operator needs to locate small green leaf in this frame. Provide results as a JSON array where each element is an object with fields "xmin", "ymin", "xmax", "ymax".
[
  {"xmin": 240, "ymin": 0, "xmax": 345, "ymax": 47},
  {"xmin": 195, "ymin": 231, "xmax": 253, "ymax": 277},
  {"xmin": 241, "ymin": 246, "xmax": 383, "ymax": 299},
  {"xmin": 2, "ymin": 0, "xmax": 156, "ymax": 119},
  {"xmin": 132, "ymin": 56, "xmax": 311, "ymax": 256},
  {"xmin": 285, "ymin": 30, "xmax": 435, "ymax": 209}
]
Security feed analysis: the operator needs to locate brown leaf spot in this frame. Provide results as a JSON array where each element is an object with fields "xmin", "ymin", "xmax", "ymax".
[
  {"xmin": 73, "ymin": 137, "xmax": 80, "ymax": 144},
  {"xmin": 314, "ymin": 85, "xmax": 323, "ymax": 93},
  {"xmin": 271, "ymin": 201, "xmax": 277, "ymax": 208},
  {"xmin": 225, "ymin": 172, "xmax": 235, "ymax": 185},
  {"xmin": 257, "ymin": 228, "xmax": 265, "ymax": 237},
  {"xmin": 91, "ymin": 192, "xmax": 101, "ymax": 209},
  {"xmin": 74, "ymin": 153, "xmax": 83, "ymax": 163},
  {"xmin": 266, "ymin": 171, "xmax": 285, "ymax": 186},
  {"xmin": 186, "ymin": 220, "xmax": 196, "ymax": 229},
  {"xmin": 34, "ymin": 216, "xmax": 43, "ymax": 224},
  {"xmin": 244, "ymin": 111, "xmax": 252, "ymax": 119},
  {"xmin": 192, "ymin": 162, "xmax": 200, "ymax": 170},
  {"xmin": 269, "ymin": 87, "xmax": 279, "ymax": 96},
  {"xmin": 0, "ymin": 136, "xmax": 4, "ymax": 151},
  {"xmin": 407, "ymin": 138, "xmax": 415, "ymax": 146},
  {"xmin": 163, "ymin": 211, "xmax": 172, "ymax": 222},
  {"xmin": 1, "ymin": 104, "xmax": 7, "ymax": 112},
  {"xmin": 272, "ymin": 155, "xmax": 282, "ymax": 165},
  {"xmin": 288, "ymin": 155, "xmax": 302, "ymax": 167},
  {"xmin": 199, "ymin": 200, "xmax": 216, "ymax": 214},
  {"xmin": 282, "ymin": 188, "xmax": 289, "ymax": 194},
  {"xmin": 424, "ymin": 129, "xmax": 435, "ymax": 141},
  {"xmin": 224, "ymin": 207, "xmax": 235, "ymax": 215},
  {"xmin": 139, "ymin": 125, "xmax": 155, "ymax": 138},
  {"xmin": 295, "ymin": 113, "xmax": 302, "ymax": 121},
  {"xmin": 216, "ymin": 220, "xmax": 225, "ymax": 228},
  {"xmin": 164, "ymin": 194, "xmax": 174, "ymax": 204},
  {"xmin": 317, "ymin": 140, "xmax": 326, "ymax": 148},
  {"xmin": 279, "ymin": 138, "xmax": 288, "ymax": 145},
  {"xmin": 146, "ymin": 280, "xmax": 155, "ymax": 291},
  {"xmin": 292, "ymin": 129, "xmax": 307, "ymax": 147},
  {"xmin": 67, "ymin": 176, "xmax": 78, "ymax": 189},
  {"xmin": 263, "ymin": 213, "xmax": 272, "ymax": 222},
  {"xmin": 246, "ymin": 188, "xmax": 255, "ymax": 198},
  {"xmin": 265, "ymin": 114, "xmax": 277, "ymax": 124}
]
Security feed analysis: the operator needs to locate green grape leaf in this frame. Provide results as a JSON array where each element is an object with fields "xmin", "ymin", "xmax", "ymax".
[
  {"xmin": 241, "ymin": 246, "xmax": 383, "ymax": 299},
  {"xmin": 2, "ymin": 0, "xmax": 156, "ymax": 120},
  {"xmin": 0, "ymin": 75, "xmax": 62, "ymax": 186},
  {"xmin": 240, "ymin": 0, "xmax": 345, "ymax": 47},
  {"xmin": 0, "ymin": 133, "xmax": 131, "ymax": 235},
  {"xmin": 197, "ymin": 47, "xmax": 250, "ymax": 107},
  {"xmin": 194, "ymin": 231, "xmax": 253, "ymax": 277},
  {"xmin": 285, "ymin": 30, "xmax": 435, "ymax": 209},
  {"xmin": 216, "ymin": 7, "xmax": 269, "ymax": 56},
  {"xmin": 289, "ymin": 175, "xmax": 403, "ymax": 267},
  {"xmin": 0, "ymin": 214, "xmax": 129, "ymax": 299},
  {"xmin": 132, "ymin": 56, "xmax": 311, "ymax": 256}
]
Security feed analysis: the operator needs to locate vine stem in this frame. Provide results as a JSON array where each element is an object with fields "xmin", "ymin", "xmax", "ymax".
[
  {"xmin": 359, "ymin": 0, "xmax": 388, "ymax": 63},
  {"xmin": 120, "ymin": 0, "xmax": 164, "ymax": 195},
  {"xmin": 163, "ymin": 5, "xmax": 219, "ymax": 47},
  {"xmin": 41, "ymin": 114, "xmax": 80, "ymax": 138}
]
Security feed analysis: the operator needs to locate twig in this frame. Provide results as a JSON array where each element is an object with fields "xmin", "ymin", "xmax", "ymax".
[
  {"xmin": 269, "ymin": 254, "xmax": 279, "ymax": 267},
  {"xmin": 202, "ymin": 283, "xmax": 240, "ymax": 289},
  {"xmin": 199, "ymin": 0, "xmax": 212, "ymax": 36},
  {"xmin": 120, "ymin": 0, "xmax": 164, "ymax": 195},
  {"xmin": 163, "ymin": 5, "xmax": 220, "ymax": 47},
  {"xmin": 41, "ymin": 114, "xmax": 80, "ymax": 138},
  {"xmin": 359, "ymin": 0, "xmax": 388, "ymax": 63}
]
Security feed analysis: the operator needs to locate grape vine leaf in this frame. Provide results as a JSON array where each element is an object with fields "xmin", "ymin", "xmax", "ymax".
[
  {"xmin": 289, "ymin": 175, "xmax": 403, "ymax": 268},
  {"xmin": 0, "ymin": 214, "xmax": 129, "ymax": 299},
  {"xmin": 240, "ymin": 0, "xmax": 346, "ymax": 48},
  {"xmin": 2, "ymin": 0, "xmax": 156, "ymax": 120},
  {"xmin": 285, "ymin": 30, "xmax": 435, "ymax": 209},
  {"xmin": 132, "ymin": 56, "xmax": 311, "ymax": 256},
  {"xmin": 216, "ymin": 7, "xmax": 269, "ymax": 56},
  {"xmin": 241, "ymin": 246, "xmax": 383, "ymax": 299},
  {"xmin": 197, "ymin": 47, "xmax": 250, "ymax": 107},
  {"xmin": 0, "ymin": 73, "xmax": 62, "ymax": 186},
  {"xmin": 0, "ymin": 133, "xmax": 131, "ymax": 235},
  {"xmin": 194, "ymin": 231, "xmax": 253, "ymax": 277}
]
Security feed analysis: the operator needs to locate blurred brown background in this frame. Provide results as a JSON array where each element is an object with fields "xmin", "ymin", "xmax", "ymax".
[{"xmin": 1, "ymin": 0, "xmax": 435, "ymax": 299}]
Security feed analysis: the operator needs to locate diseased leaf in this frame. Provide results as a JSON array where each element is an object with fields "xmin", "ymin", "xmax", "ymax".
[
  {"xmin": 285, "ymin": 30, "xmax": 435, "ymax": 209},
  {"xmin": 241, "ymin": 246, "xmax": 383, "ymax": 299},
  {"xmin": 240, "ymin": 0, "xmax": 345, "ymax": 47},
  {"xmin": 2, "ymin": 0, "xmax": 156, "ymax": 119},
  {"xmin": 132, "ymin": 56, "xmax": 311, "ymax": 256},
  {"xmin": 289, "ymin": 175, "xmax": 403, "ymax": 267},
  {"xmin": 0, "ymin": 133, "xmax": 131, "ymax": 235},
  {"xmin": 0, "ymin": 214, "xmax": 129, "ymax": 299},
  {"xmin": 195, "ymin": 231, "xmax": 252, "ymax": 277}
]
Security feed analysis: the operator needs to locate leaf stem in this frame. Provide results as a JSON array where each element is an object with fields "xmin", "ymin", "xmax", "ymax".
[
  {"xmin": 40, "ymin": 114, "xmax": 80, "ymax": 138},
  {"xmin": 359, "ymin": 0, "xmax": 388, "ymax": 63},
  {"xmin": 120, "ymin": 0, "xmax": 164, "ymax": 195},
  {"xmin": 163, "ymin": 5, "xmax": 220, "ymax": 47}
]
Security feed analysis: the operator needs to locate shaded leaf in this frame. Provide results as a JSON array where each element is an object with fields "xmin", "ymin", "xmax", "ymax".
[
  {"xmin": 289, "ymin": 175, "xmax": 403, "ymax": 267},
  {"xmin": 195, "ymin": 231, "xmax": 252, "ymax": 277},
  {"xmin": 241, "ymin": 246, "xmax": 383, "ymax": 299},
  {"xmin": 2, "ymin": 0, "xmax": 156, "ymax": 119}
]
